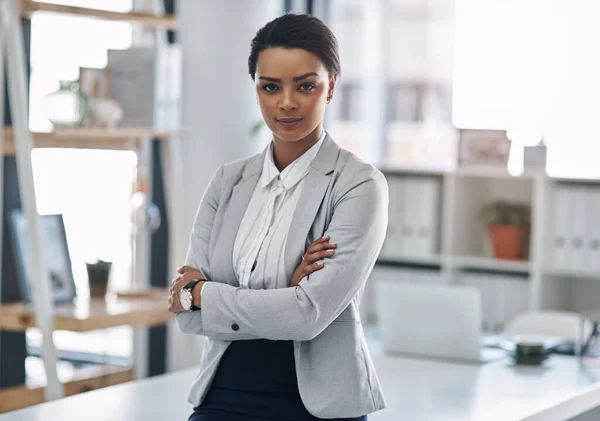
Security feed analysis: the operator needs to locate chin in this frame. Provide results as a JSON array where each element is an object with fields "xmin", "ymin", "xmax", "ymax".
[
  {"xmin": 274, "ymin": 132, "xmax": 306, "ymax": 143},
  {"xmin": 271, "ymin": 124, "xmax": 316, "ymax": 143}
]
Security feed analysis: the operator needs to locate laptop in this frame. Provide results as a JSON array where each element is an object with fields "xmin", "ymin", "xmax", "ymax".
[{"xmin": 375, "ymin": 281, "xmax": 507, "ymax": 364}]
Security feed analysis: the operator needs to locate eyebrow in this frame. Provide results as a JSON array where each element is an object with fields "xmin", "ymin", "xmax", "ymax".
[{"xmin": 258, "ymin": 72, "xmax": 320, "ymax": 83}]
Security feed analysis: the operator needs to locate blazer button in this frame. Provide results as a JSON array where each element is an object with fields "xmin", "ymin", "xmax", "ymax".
[{"xmin": 231, "ymin": 323, "xmax": 239, "ymax": 331}]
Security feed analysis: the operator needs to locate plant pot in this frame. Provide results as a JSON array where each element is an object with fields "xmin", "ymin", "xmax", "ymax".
[
  {"xmin": 487, "ymin": 224, "xmax": 527, "ymax": 260},
  {"xmin": 86, "ymin": 260, "xmax": 112, "ymax": 297}
]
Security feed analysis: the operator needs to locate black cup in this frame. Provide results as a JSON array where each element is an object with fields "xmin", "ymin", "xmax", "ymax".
[
  {"xmin": 515, "ymin": 341, "xmax": 547, "ymax": 365},
  {"xmin": 86, "ymin": 260, "xmax": 112, "ymax": 298}
]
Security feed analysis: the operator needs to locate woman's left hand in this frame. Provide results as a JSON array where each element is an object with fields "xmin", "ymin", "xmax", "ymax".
[{"xmin": 168, "ymin": 266, "xmax": 205, "ymax": 313}]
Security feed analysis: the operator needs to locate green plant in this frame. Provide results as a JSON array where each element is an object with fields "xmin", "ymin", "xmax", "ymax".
[
  {"xmin": 480, "ymin": 201, "xmax": 530, "ymax": 226},
  {"xmin": 249, "ymin": 119, "xmax": 265, "ymax": 139}
]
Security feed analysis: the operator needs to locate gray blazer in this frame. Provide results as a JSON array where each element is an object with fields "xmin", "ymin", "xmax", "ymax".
[{"xmin": 176, "ymin": 134, "xmax": 388, "ymax": 418}]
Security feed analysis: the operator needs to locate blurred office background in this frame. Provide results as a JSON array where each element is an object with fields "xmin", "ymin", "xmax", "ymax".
[{"xmin": 2, "ymin": 0, "xmax": 600, "ymax": 418}]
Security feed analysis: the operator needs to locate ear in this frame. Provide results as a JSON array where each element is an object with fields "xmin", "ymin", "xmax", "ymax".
[{"xmin": 326, "ymin": 74, "xmax": 338, "ymax": 103}]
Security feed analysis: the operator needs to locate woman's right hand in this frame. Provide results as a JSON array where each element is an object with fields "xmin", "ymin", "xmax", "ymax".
[{"xmin": 290, "ymin": 235, "xmax": 337, "ymax": 287}]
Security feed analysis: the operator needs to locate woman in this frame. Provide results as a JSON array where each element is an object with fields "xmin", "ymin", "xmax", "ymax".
[{"xmin": 168, "ymin": 13, "xmax": 388, "ymax": 421}]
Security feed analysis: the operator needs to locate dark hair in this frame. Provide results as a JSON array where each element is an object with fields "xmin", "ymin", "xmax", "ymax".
[{"xmin": 248, "ymin": 13, "xmax": 341, "ymax": 80}]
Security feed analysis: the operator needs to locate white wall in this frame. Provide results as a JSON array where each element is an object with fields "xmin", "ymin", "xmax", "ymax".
[
  {"xmin": 167, "ymin": 0, "xmax": 282, "ymax": 372},
  {"xmin": 178, "ymin": 0, "xmax": 281, "ymax": 228}
]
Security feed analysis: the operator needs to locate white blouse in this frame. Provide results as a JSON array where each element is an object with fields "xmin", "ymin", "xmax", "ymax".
[{"xmin": 232, "ymin": 130, "xmax": 326, "ymax": 290}]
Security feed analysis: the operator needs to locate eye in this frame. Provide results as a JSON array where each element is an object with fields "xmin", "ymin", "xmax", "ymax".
[
  {"xmin": 299, "ymin": 83, "xmax": 315, "ymax": 92},
  {"xmin": 262, "ymin": 84, "xmax": 279, "ymax": 93}
]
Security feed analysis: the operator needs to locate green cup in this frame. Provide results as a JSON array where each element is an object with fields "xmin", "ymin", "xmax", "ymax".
[{"xmin": 515, "ymin": 341, "xmax": 547, "ymax": 365}]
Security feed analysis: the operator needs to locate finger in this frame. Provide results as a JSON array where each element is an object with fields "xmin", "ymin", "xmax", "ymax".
[
  {"xmin": 306, "ymin": 241, "xmax": 337, "ymax": 255},
  {"xmin": 310, "ymin": 235, "xmax": 330, "ymax": 246},
  {"xmin": 177, "ymin": 265, "xmax": 194, "ymax": 274},
  {"xmin": 304, "ymin": 248, "xmax": 335, "ymax": 264},
  {"xmin": 303, "ymin": 261, "xmax": 324, "ymax": 275}
]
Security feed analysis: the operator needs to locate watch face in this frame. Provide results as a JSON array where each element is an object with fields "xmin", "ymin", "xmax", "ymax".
[{"xmin": 179, "ymin": 289, "xmax": 191, "ymax": 311}]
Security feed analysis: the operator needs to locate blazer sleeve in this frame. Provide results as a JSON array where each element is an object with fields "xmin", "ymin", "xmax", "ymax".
[
  {"xmin": 200, "ymin": 167, "xmax": 388, "ymax": 341},
  {"xmin": 174, "ymin": 165, "xmax": 262, "ymax": 341}
]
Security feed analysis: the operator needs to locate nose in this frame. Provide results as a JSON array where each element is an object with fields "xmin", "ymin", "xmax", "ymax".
[{"xmin": 279, "ymin": 87, "xmax": 298, "ymax": 111}]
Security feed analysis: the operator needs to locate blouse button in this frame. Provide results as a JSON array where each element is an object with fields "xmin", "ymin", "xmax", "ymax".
[{"xmin": 232, "ymin": 323, "xmax": 240, "ymax": 331}]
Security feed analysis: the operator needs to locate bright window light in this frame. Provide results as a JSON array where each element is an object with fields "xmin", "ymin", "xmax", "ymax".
[
  {"xmin": 22, "ymin": 0, "xmax": 146, "ymax": 375},
  {"xmin": 453, "ymin": 0, "xmax": 600, "ymax": 179},
  {"xmin": 29, "ymin": 0, "xmax": 133, "ymax": 132}
]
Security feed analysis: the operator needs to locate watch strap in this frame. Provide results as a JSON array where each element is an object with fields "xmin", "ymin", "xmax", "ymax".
[{"xmin": 183, "ymin": 279, "xmax": 203, "ymax": 311}]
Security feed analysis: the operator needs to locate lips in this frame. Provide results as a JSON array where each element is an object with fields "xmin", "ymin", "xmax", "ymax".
[{"xmin": 277, "ymin": 117, "xmax": 303, "ymax": 129}]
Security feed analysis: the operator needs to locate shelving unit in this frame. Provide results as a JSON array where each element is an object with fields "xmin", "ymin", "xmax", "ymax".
[
  {"xmin": 368, "ymin": 163, "xmax": 600, "ymax": 327},
  {"xmin": 0, "ymin": 0, "xmax": 186, "ymax": 409}
]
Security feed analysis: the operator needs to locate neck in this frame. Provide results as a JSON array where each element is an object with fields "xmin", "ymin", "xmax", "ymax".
[{"xmin": 272, "ymin": 125, "xmax": 323, "ymax": 172}]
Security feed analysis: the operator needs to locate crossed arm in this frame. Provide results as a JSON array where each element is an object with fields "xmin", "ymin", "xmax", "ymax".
[{"xmin": 174, "ymin": 165, "xmax": 388, "ymax": 341}]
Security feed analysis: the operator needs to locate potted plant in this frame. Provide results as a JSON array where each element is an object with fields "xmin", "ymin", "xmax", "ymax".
[{"xmin": 481, "ymin": 201, "xmax": 530, "ymax": 260}]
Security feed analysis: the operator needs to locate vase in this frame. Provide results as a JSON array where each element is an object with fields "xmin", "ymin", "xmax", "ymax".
[
  {"xmin": 487, "ymin": 224, "xmax": 527, "ymax": 260},
  {"xmin": 42, "ymin": 81, "xmax": 90, "ymax": 129}
]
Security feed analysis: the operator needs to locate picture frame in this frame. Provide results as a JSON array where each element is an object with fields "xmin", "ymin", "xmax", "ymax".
[
  {"xmin": 458, "ymin": 129, "xmax": 512, "ymax": 167},
  {"xmin": 78, "ymin": 66, "xmax": 112, "ymax": 99},
  {"xmin": 8, "ymin": 210, "xmax": 77, "ymax": 304}
]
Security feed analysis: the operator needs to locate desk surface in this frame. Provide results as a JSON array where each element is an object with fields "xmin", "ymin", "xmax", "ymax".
[
  {"xmin": 2, "ymin": 351, "xmax": 600, "ymax": 421},
  {"xmin": 0, "ymin": 288, "xmax": 173, "ymax": 332}
]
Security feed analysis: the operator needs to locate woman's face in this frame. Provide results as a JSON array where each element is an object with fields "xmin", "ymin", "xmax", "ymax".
[{"xmin": 255, "ymin": 47, "xmax": 336, "ymax": 144}]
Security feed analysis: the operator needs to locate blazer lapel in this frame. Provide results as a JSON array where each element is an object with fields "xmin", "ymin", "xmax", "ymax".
[
  {"xmin": 213, "ymin": 152, "xmax": 264, "ymax": 286},
  {"xmin": 284, "ymin": 134, "xmax": 340, "ymax": 281}
]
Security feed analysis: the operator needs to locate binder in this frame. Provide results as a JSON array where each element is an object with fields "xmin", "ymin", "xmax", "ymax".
[
  {"xmin": 402, "ymin": 177, "xmax": 419, "ymax": 257},
  {"xmin": 380, "ymin": 177, "xmax": 405, "ymax": 260},
  {"xmin": 569, "ymin": 186, "xmax": 588, "ymax": 268},
  {"xmin": 552, "ymin": 186, "xmax": 571, "ymax": 269},
  {"xmin": 460, "ymin": 273, "xmax": 493, "ymax": 332},
  {"xmin": 413, "ymin": 178, "xmax": 440, "ymax": 257},
  {"xmin": 589, "ymin": 189, "xmax": 600, "ymax": 270},
  {"xmin": 502, "ymin": 276, "xmax": 530, "ymax": 328}
]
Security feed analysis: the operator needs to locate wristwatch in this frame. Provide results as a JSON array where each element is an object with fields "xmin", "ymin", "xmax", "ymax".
[{"xmin": 179, "ymin": 279, "xmax": 203, "ymax": 311}]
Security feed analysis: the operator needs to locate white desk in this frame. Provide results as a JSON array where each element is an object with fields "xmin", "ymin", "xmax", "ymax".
[
  {"xmin": 370, "ymin": 354, "xmax": 600, "ymax": 421},
  {"xmin": 1, "ymin": 354, "xmax": 600, "ymax": 421}
]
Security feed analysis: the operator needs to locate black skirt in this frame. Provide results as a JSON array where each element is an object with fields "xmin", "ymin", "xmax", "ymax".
[{"xmin": 189, "ymin": 339, "xmax": 367, "ymax": 421}]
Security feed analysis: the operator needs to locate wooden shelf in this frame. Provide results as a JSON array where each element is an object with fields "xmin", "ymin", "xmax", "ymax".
[
  {"xmin": 0, "ymin": 364, "xmax": 133, "ymax": 413},
  {"xmin": 452, "ymin": 256, "xmax": 531, "ymax": 274},
  {"xmin": 3, "ymin": 126, "xmax": 186, "ymax": 154},
  {"xmin": 0, "ymin": 288, "xmax": 173, "ymax": 332},
  {"xmin": 20, "ymin": 0, "xmax": 177, "ymax": 30}
]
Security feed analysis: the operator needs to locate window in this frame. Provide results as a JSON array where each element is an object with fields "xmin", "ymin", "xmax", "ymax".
[{"xmin": 453, "ymin": 0, "xmax": 600, "ymax": 178}]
